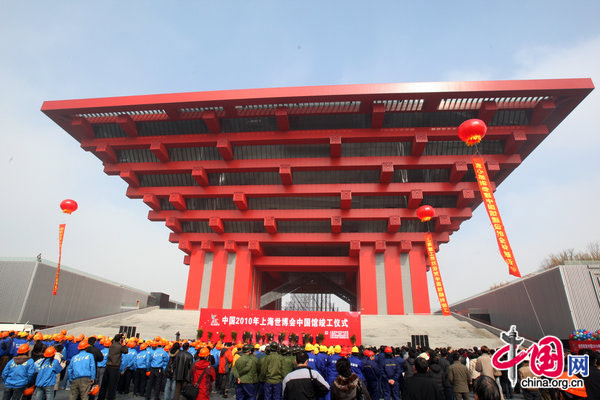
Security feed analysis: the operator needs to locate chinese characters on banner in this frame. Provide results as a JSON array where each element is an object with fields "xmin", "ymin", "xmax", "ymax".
[
  {"xmin": 198, "ymin": 308, "xmax": 361, "ymax": 346},
  {"xmin": 472, "ymin": 156, "xmax": 522, "ymax": 278},
  {"xmin": 425, "ymin": 233, "xmax": 450, "ymax": 316},
  {"xmin": 52, "ymin": 224, "xmax": 66, "ymax": 295}
]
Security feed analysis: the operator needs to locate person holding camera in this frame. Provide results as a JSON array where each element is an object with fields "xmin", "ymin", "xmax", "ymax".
[{"xmin": 97, "ymin": 334, "xmax": 128, "ymax": 400}]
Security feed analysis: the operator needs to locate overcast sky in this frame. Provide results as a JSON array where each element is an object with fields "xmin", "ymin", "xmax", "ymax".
[{"xmin": 1, "ymin": 1, "xmax": 599, "ymax": 309}]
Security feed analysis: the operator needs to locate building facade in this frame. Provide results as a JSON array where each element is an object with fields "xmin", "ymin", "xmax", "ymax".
[
  {"xmin": 451, "ymin": 263, "xmax": 600, "ymax": 340},
  {"xmin": 0, "ymin": 258, "xmax": 151, "ymax": 327},
  {"xmin": 42, "ymin": 79, "xmax": 593, "ymax": 315}
]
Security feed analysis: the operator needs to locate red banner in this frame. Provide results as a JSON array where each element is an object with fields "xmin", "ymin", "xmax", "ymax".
[
  {"xmin": 569, "ymin": 340, "xmax": 600, "ymax": 353},
  {"xmin": 198, "ymin": 308, "xmax": 361, "ymax": 346},
  {"xmin": 425, "ymin": 233, "xmax": 450, "ymax": 316},
  {"xmin": 53, "ymin": 224, "xmax": 66, "ymax": 296},
  {"xmin": 472, "ymin": 156, "xmax": 522, "ymax": 278}
]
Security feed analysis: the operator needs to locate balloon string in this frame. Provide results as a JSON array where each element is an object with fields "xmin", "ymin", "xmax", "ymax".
[{"xmin": 474, "ymin": 143, "xmax": 481, "ymax": 156}]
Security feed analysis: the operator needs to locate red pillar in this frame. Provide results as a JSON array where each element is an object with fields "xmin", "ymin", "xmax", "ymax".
[
  {"xmin": 184, "ymin": 247, "xmax": 205, "ymax": 310},
  {"xmin": 409, "ymin": 246, "xmax": 431, "ymax": 314},
  {"xmin": 385, "ymin": 244, "xmax": 404, "ymax": 315},
  {"xmin": 208, "ymin": 245, "xmax": 228, "ymax": 309},
  {"xmin": 359, "ymin": 244, "xmax": 378, "ymax": 314},
  {"xmin": 232, "ymin": 245, "xmax": 253, "ymax": 309}
]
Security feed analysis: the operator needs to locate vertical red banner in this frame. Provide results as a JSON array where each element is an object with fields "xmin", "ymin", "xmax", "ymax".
[
  {"xmin": 472, "ymin": 156, "xmax": 522, "ymax": 277},
  {"xmin": 424, "ymin": 233, "xmax": 450, "ymax": 316},
  {"xmin": 53, "ymin": 224, "xmax": 66, "ymax": 295}
]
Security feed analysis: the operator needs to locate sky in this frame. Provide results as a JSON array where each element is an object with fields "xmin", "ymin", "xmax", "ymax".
[{"xmin": 1, "ymin": 1, "xmax": 599, "ymax": 309}]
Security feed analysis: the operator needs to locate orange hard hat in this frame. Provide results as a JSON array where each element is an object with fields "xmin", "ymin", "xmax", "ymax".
[
  {"xmin": 17, "ymin": 344, "xmax": 30, "ymax": 354},
  {"xmin": 140, "ymin": 343, "xmax": 148, "ymax": 350},
  {"xmin": 33, "ymin": 333, "xmax": 43, "ymax": 341},
  {"xmin": 23, "ymin": 387, "xmax": 35, "ymax": 396},
  {"xmin": 75, "ymin": 334, "xmax": 84, "ymax": 342},
  {"xmin": 78, "ymin": 340, "xmax": 89, "ymax": 350},
  {"xmin": 88, "ymin": 385, "xmax": 100, "ymax": 396},
  {"xmin": 127, "ymin": 341, "xmax": 136, "ymax": 348},
  {"xmin": 44, "ymin": 346, "xmax": 57, "ymax": 358},
  {"xmin": 60, "ymin": 329, "xmax": 67, "ymax": 335},
  {"xmin": 146, "ymin": 371, "xmax": 151, "ymax": 377},
  {"xmin": 165, "ymin": 344, "xmax": 172, "ymax": 351},
  {"xmin": 66, "ymin": 335, "xmax": 74, "ymax": 341},
  {"xmin": 199, "ymin": 347, "xmax": 210, "ymax": 357},
  {"xmin": 55, "ymin": 334, "xmax": 65, "ymax": 342}
]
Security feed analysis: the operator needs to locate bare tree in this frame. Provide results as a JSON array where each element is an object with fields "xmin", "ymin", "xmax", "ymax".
[{"xmin": 539, "ymin": 242, "xmax": 600, "ymax": 270}]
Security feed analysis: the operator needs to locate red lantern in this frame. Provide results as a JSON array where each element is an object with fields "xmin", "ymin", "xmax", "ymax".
[
  {"xmin": 416, "ymin": 205, "xmax": 435, "ymax": 222},
  {"xmin": 458, "ymin": 119, "xmax": 487, "ymax": 146},
  {"xmin": 60, "ymin": 199, "xmax": 78, "ymax": 214}
]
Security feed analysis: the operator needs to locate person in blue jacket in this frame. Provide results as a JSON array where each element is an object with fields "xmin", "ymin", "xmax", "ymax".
[
  {"xmin": 33, "ymin": 347, "xmax": 64, "ymax": 400},
  {"xmin": 348, "ymin": 347, "xmax": 365, "ymax": 381},
  {"xmin": 379, "ymin": 347, "xmax": 402, "ymax": 400},
  {"xmin": 133, "ymin": 343, "xmax": 150, "ymax": 397},
  {"xmin": 97, "ymin": 340, "xmax": 109, "ymax": 391},
  {"xmin": 0, "ymin": 331, "xmax": 16, "ymax": 374},
  {"xmin": 67, "ymin": 341, "xmax": 96, "ymax": 400},
  {"xmin": 2, "ymin": 343, "xmax": 35, "ymax": 400},
  {"xmin": 325, "ymin": 346, "xmax": 342, "ymax": 400},
  {"xmin": 118, "ymin": 341, "xmax": 137, "ymax": 394},
  {"xmin": 361, "ymin": 350, "xmax": 382, "ymax": 400},
  {"xmin": 145, "ymin": 341, "xmax": 169, "ymax": 400},
  {"xmin": 316, "ymin": 346, "xmax": 329, "ymax": 380}
]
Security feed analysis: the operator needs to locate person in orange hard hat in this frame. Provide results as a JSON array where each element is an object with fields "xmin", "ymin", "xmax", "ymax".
[
  {"xmin": 191, "ymin": 347, "xmax": 215, "ymax": 400},
  {"xmin": 33, "ymin": 347, "xmax": 64, "ymax": 400},
  {"xmin": 1, "ymin": 343, "xmax": 35, "ymax": 400},
  {"xmin": 0, "ymin": 331, "xmax": 17, "ymax": 374},
  {"xmin": 67, "ymin": 341, "xmax": 96, "ymax": 400}
]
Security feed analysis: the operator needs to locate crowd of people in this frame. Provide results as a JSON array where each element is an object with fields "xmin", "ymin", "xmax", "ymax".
[{"xmin": 1, "ymin": 330, "xmax": 599, "ymax": 400}]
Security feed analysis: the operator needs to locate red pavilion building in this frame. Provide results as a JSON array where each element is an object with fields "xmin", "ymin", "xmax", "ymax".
[{"xmin": 42, "ymin": 79, "xmax": 593, "ymax": 315}]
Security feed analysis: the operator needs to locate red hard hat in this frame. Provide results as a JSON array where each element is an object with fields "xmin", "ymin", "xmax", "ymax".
[
  {"xmin": 384, "ymin": 346, "xmax": 393, "ymax": 353},
  {"xmin": 363, "ymin": 350, "xmax": 374, "ymax": 357}
]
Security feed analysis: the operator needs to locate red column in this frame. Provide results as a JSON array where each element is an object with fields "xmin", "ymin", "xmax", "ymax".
[
  {"xmin": 208, "ymin": 245, "xmax": 228, "ymax": 309},
  {"xmin": 232, "ymin": 245, "xmax": 253, "ymax": 309},
  {"xmin": 359, "ymin": 244, "xmax": 378, "ymax": 314},
  {"xmin": 409, "ymin": 246, "xmax": 431, "ymax": 314},
  {"xmin": 184, "ymin": 247, "xmax": 205, "ymax": 310},
  {"xmin": 385, "ymin": 244, "xmax": 404, "ymax": 315}
]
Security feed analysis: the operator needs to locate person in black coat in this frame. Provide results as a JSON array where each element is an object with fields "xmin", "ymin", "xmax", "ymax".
[
  {"xmin": 401, "ymin": 357, "xmax": 444, "ymax": 400},
  {"xmin": 172, "ymin": 342, "xmax": 194, "ymax": 400}
]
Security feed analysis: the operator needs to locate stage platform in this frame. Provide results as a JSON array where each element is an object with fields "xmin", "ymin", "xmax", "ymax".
[{"xmin": 41, "ymin": 308, "xmax": 504, "ymax": 348}]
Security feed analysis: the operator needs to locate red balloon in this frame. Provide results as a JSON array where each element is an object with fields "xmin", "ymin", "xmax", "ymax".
[
  {"xmin": 416, "ymin": 205, "xmax": 435, "ymax": 222},
  {"xmin": 458, "ymin": 119, "xmax": 487, "ymax": 146},
  {"xmin": 60, "ymin": 199, "xmax": 78, "ymax": 214}
]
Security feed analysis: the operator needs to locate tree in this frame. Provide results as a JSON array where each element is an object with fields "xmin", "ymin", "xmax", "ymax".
[
  {"xmin": 197, "ymin": 329, "xmax": 203, "ymax": 340},
  {"xmin": 540, "ymin": 241, "xmax": 600, "ymax": 270}
]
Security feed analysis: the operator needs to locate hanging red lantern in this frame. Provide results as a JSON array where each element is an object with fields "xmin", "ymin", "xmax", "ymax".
[
  {"xmin": 60, "ymin": 199, "xmax": 78, "ymax": 214},
  {"xmin": 416, "ymin": 205, "xmax": 435, "ymax": 222},
  {"xmin": 458, "ymin": 119, "xmax": 487, "ymax": 146}
]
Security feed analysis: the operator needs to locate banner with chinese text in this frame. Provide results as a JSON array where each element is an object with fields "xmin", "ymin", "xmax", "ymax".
[
  {"xmin": 472, "ymin": 156, "xmax": 522, "ymax": 278},
  {"xmin": 199, "ymin": 308, "xmax": 361, "ymax": 346},
  {"xmin": 425, "ymin": 233, "xmax": 450, "ymax": 316},
  {"xmin": 569, "ymin": 340, "xmax": 600, "ymax": 353},
  {"xmin": 52, "ymin": 224, "xmax": 66, "ymax": 295}
]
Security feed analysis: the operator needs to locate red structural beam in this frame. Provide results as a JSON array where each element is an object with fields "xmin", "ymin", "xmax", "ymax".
[
  {"xmin": 42, "ymin": 78, "xmax": 593, "ymax": 122},
  {"xmin": 104, "ymin": 154, "xmax": 521, "ymax": 175},
  {"xmin": 253, "ymin": 256, "xmax": 358, "ymax": 267},
  {"xmin": 127, "ymin": 182, "xmax": 493, "ymax": 199},
  {"xmin": 168, "ymin": 231, "xmax": 450, "ymax": 244},
  {"xmin": 148, "ymin": 208, "xmax": 472, "ymax": 222},
  {"xmin": 80, "ymin": 126, "xmax": 548, "ymax": 151}
]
